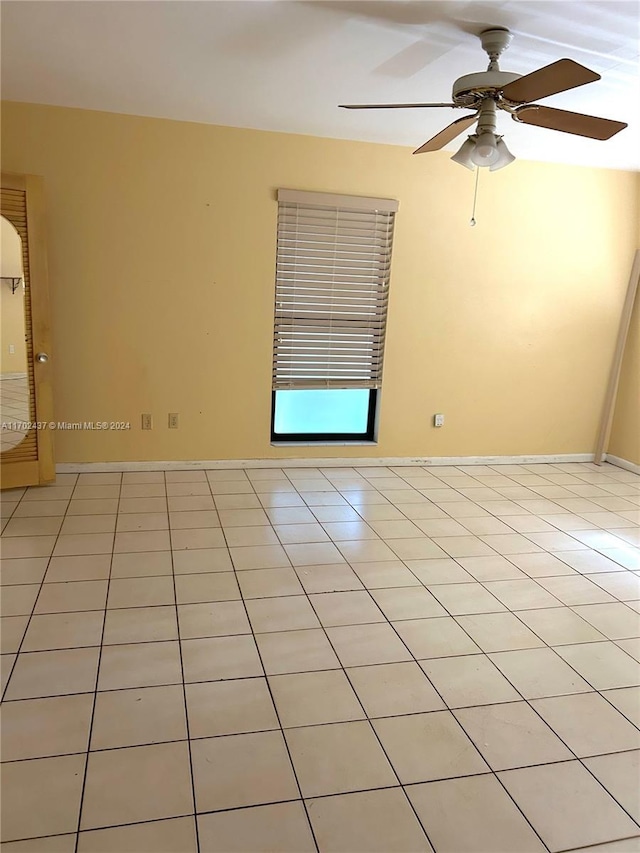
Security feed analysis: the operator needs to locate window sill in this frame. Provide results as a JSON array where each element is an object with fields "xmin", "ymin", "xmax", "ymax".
[{"xmin": 271, "ymin": 440, "xmax": 378, "ymax": 447}]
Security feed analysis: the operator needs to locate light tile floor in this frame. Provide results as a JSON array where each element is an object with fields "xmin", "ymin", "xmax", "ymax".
[{"xmin": 1, "ymin": 461, "xmax": 639, "ymax": 852}]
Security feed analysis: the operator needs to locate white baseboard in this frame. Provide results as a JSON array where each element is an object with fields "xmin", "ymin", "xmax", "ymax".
[
  {"xmin": 56, "ymin": 452, "xmax": 596, "ymax": 473},
  {"xmin": 604, "ymin": 454, "xmax": 640, "ymax": 475}
]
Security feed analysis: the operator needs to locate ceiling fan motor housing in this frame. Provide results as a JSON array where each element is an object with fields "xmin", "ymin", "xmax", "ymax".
[{"xmin": 452, "ymin": 70, "xmax": 522, "ymax": 107}]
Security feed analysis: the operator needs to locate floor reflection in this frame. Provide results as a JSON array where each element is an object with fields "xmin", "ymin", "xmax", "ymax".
[{"xmin": 0, "ymin": 374, "xmax": 29, "ymax": 451}]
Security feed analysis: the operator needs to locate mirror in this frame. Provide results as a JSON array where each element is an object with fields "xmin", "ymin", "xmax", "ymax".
[{"xmin": 1, "ymin": 215, "xmax": 30, "ymax": 451}]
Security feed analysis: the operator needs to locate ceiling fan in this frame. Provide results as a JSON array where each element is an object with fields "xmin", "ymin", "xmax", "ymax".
[{"xmin": 340, "ymin": 28, "xmax": 628, "ymax": 170}]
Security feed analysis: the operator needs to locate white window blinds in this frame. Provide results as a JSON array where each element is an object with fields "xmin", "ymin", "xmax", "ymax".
[{"xmin": 273, "ymin": 189, "xmax": 398, "ymax": 390}]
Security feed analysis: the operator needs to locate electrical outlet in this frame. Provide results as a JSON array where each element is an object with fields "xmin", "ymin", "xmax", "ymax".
[
  {"xmin": 9, "ymin": 344, "xmax": 15, "ymax": 354},
  {"xmin": 434, "ymin": 413, "xmax": 445, "ymax": 428},
  {"xmin": 168, "ymin": 413, "xmax": 179, "ymax": 429},
  {"xmin": 141, "ymin": 413, "xmax": 153, "ymax": 430}
]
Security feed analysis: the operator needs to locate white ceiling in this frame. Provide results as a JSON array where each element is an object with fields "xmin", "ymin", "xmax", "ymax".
[{"xmin": 2, "ymin": 0, "xmax": 639, "ymax": 171}]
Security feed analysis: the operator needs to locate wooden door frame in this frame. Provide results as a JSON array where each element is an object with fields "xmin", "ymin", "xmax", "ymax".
[{"xmin": 1, "ymin": 172, "xmax": 54, "ymax": 487}]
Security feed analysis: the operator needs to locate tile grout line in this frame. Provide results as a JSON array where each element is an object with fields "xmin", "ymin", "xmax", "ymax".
[
  {"xmin": 216, "ymin": 470, "xmax": 322, "ymax": 853},
  {"xmin": 0, "ymin": 659, "xmax": 624, "ymax": 704},
  {"xmin": 72, "ymin": 472, "xmax": 121, "ymax": 852},
  {"xmin": 557, "ymin": 831, "xmax": 640, "ymax": 852},
  {"xmin": 4, "ymin": 727, "xmax": 640, "ymax": 767},
  {"xmin": 167, "ymin": 469, "xmax": 202, "ymax": 853}
]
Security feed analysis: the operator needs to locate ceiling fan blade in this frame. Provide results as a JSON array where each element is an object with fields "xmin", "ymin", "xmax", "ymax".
[
  {"xmin": 340, "ymin": 102, "xmax": 457, "ymax": 110},
  {"xmin": 413, "ymin": 114, "xmax": 478, "ymax": 154},
  {"xmin": 501, "ymin": 59, "xmax": 600, "ymax": 104},
  {"xmin": 513, "ymin": 105, "xmax": 627, "ymax": 140}
]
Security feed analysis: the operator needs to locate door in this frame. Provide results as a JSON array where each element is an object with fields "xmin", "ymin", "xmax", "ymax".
[{"xmin": 1, "ymin": 173, "xmax": 54, "ymax": 488}]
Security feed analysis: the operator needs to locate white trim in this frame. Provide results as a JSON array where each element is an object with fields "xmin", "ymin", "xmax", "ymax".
[
  {"xmin": 278, "ymin": 188, "xmax": 399, "ymax": 213},
  {"xmin": 56, "ymin": 453, "xmax": 596, "ymax": 473},
  {"xmin": 604, "ymin": 454, "xmax": 640, "ymax": 475}
]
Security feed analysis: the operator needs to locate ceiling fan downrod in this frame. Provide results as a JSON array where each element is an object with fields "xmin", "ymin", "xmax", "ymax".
[{"xmin": 480, "ymin": 27, "xmax": 513, "ymax": 70}]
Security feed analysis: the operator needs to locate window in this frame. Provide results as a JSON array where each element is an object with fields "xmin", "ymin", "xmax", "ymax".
[
  {"xmin": 271, "ymin": 189, "xmax": 398, "ymax": 442},
  {"xmin": 272, "ymin": 388, "xmax": 377, "ymax": 441}
]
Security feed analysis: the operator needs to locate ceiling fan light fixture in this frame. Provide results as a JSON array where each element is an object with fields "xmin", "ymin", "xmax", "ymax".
[
  {"xmin": 490, "ymin": 137, "xmax": 516, "ymax": 171},
  {"xmin": 451, "ymin": 136, "xmax": 477, "ymax": 170},
  {"xmin": 470, "ymin": 132, "xmax": 500, "ymax": 166}
]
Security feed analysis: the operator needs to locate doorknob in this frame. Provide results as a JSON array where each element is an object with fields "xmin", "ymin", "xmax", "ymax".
[{"xmin": 35, "ymin": 352, "xmax": 49, "ymax": 363}]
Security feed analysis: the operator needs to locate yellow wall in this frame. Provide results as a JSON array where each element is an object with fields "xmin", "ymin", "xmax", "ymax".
[
  {"xmin": 0, "ymin": 217, "xmax": 28, "ymax": 376},
  {"xmin": 608, "ymin": 294, "xmax": 640, "ymax": 466},
  {"xmin": 608, "ymin": 173, "xmax": 640, "ymax": 466},
  {"xmin": 1, "ymin": 100, "xmax": 638, "ymax": 463}
]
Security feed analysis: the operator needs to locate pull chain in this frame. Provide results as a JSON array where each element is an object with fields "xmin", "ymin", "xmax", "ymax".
[{"xmin": 470, "ymin": 166, "xmax": 480, "ymax": 226}]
